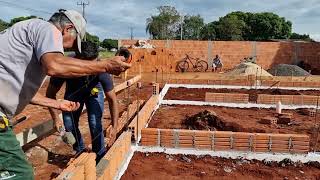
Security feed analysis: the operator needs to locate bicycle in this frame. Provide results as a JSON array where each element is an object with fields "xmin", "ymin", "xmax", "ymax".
[{"xmin": 177, "ymin": 54, "xmax": 208, "ymax": 72}]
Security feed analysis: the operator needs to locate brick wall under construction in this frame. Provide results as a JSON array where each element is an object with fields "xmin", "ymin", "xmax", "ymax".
[
  {"xmin": 119, "ymin": 39, "xmax": 320, "ymax": 73},
  {"xmin": 141, "ymin": 128, "xmax": 310, "ymax": 154}
]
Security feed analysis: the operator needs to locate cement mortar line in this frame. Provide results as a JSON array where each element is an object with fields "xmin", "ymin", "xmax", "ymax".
[
  {"xmin": 133, "ymin": 145, "xmax": 320, "ymax": 163},
  {"xmin": 161, "ymin": 100, "xmax": 320, "ymax": 110},
  {"xmin": 167, "ymin": 83, "xmax": 320, "ymax": 91}
]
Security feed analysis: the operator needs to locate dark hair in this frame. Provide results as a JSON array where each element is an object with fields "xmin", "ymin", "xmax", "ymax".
[
  {"xmin": 76, "ymin": 41, "xmax": 99, "ymax": 60},
  {"xmin": 116, "ymin": 47, "xmax": 131, "ymax": 61}
]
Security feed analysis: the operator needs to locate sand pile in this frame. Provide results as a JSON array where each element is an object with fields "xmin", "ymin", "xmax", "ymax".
[
  {"xmin": 225, "ymin": 62, "xmax": 272, "ymax": 76},
  {"xmin": 268, "ymin": 64, "xmax": 310, "ymax": 76}
]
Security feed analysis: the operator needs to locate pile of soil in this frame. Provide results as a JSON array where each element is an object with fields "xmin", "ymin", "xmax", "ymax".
[
  {"xmin": 121, "ymin": 152, "xmax": 320, "ymax": 180},
  {"xmin": 225, "ymin": 62, "xmax": 272, "ymax": 76},
  {"xmin": 184, "ymin": 110, "xmax": 223, "ymax": 131},
  {"xmin": 268, "ymin": 64, "xmax": 310, "ymax": 76}
]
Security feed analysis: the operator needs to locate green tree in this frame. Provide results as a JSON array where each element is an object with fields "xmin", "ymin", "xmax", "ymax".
[
  {"xmin": 146, "ymin": 6, "xmax": 180, "ymax": 39},
  {"xmin": 8, "ymin": 16, "xmax": 38, "ymax": 26},
  {"xmin": 86, "ymin": 32, "xmax": 100, "ymax": 45},
  {"xmin": 181, "ymin": 15, "xmax": 204, "ymax": 40},
  {"xmin": 290, "ymin": 33, "xmax": 313, "ymax": 41},
  {"xmin": 216, "ymin": 15, "xmax": 246, "ymax": 40},
  {"xmin": 0, "ymin": 19, "xmax": 9, "ymax": 31},
  {"xmin": 101, "ymin": 39, "xmax": 118, "ymax": 50},
  {"xmin": 200, "ymin": 22, "xmax": 217, "ymax": 40},
  {"xmin": 200, "ymin": 11, "xmax": 292, "ymax": 41},
  {"xmin": 247, "ymin": 12, "xmax": 291, "ymax": 40}
]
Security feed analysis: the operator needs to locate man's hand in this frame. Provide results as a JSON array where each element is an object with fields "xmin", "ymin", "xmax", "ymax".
[
  {"xmin": 57, "ymin": 99, "xmax": 80, "ymax": 111},
  {"xmin": 104, "ymin": 56, "xmax": 131, "ymax": 76},
  {"xmin": 52, "ymin": 114, "xmax": 63, "ymax": 131}
]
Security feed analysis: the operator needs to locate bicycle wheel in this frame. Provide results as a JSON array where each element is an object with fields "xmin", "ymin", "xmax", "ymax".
[
  {"xmin": 195, "ymin": 60, "xmax": 208, "ymax": 72},
  {"xmin": 177, "ymin": 61, "xmax": 189, "ymax": 72}
]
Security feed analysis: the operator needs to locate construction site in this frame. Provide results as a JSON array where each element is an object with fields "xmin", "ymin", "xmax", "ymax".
[{"xmin": 14, "ymin": 40, "xmax": 320, "ymax": 179}]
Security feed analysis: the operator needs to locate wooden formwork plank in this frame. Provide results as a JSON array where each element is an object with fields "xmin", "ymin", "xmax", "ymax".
[
  {"xmin": 114, "ymin": 75, "xmax": 141, "ymax": 93},
  {"xmin": 106, "ymin": 100, "xmax": 144, "ymax": 147},
  {"xmin": 56, "ymin": 153, "xmax": 96, "ymax": 180},
  {"xmin": 70, "ymin": 165, "xmax": 85, "ymax": 180},
  {"xmin": 85, "ymin": 153, "xmax": 96, "ymax": 180},
  {"xmin": 129, "ymin": 95, "xmax": 159, "ymax": 141},
  {"xmin": 97, "ymin": 132, "xmax": 131, "ymax": 180}
]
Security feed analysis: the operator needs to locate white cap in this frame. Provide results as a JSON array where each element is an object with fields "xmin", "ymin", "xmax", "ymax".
[{"xmin": 61, "ymin": 10, "xmax": 86, "ymax": 53}]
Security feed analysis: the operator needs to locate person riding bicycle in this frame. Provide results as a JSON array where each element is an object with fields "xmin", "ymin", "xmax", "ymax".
[{"xmin": 212, "ymin": 55, "xmax": 223, "ymax": 72}]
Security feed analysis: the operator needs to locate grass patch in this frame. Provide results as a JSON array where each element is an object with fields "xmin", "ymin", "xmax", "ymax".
[{"xmin": 99, "ymin": 51, "xmax": 116, "ymax": 58}]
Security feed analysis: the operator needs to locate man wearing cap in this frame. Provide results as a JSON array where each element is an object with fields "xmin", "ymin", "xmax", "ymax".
[{"xmin": 0, "ymin": 9, "xmax": 130, "ymax": 180}]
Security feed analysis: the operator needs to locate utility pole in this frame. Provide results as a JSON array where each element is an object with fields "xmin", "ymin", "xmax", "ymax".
[
  {"xmin": 180, "ymin": 14, "xmax": 184, "ymax": 40},
  {"xmin": 77, "ymin": 1, "xmax": 89, "ymax": 19},
  {"xmin": 77, "ymin": 1, "xmax": 89, "ymax": 41},
  {"xmin": 130, "ymin": 27, "xmax": 134, "ymax": 40}
]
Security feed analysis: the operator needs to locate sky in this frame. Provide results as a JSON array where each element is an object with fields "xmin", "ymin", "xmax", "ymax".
[{"xmin": 0, "ymin": 0, "xmax": 319, "ymax": 41}]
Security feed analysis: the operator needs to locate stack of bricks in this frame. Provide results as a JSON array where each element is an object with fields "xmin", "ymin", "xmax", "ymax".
[
  {"xmin": 140, "ymin": 128, "xmax": 310, "ymax": 154},
  {"xmin": 55, "ymin": 153, "xmax": 96, "ymax": 180},
  {"xmin": 114, "ymin": 75, "xmax": 141, "ymax": 93},
  {"xmin": 205, "ymin": 92, "xmax": 249, "ymax": 103},
  {"xmin": 257, "ymin": 94, "xmax": 320, "ymax": 105}
]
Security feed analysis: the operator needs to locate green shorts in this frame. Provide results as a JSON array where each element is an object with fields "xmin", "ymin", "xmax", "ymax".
[{"xmin": 0, "ymin": 127, "xmax": 34, "ymax": 180}]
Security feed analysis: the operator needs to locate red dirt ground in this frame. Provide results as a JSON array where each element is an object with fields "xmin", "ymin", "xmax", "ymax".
[
  {"xmin": 148, "ymin": 105, "xmax": 320, "ymax": 151},
  {"xmin": 121, "ymin": 152, "xmax": 320, "ymax": 180},
  {"xmin": 15, "ymin": 78, "xmax": 155, "ymax": 180},
  {"xmin": 164, "ymin": 87, "xmax": 320, "ymax": 102}
]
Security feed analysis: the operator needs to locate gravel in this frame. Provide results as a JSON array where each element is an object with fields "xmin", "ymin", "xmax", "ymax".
[{"xmin": 268, "ymin": 64, "xmax": 310, "ymax": 76}]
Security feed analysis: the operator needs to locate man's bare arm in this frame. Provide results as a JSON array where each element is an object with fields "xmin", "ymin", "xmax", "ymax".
[
  {"xmin": 31, "ymin": 92, "xmax": 80, "ymax": 111},
  {"xmin": 105, "ymin": 90, "xmax": 119, "ymax": 130},
  {"xmin": 45, "ymin": 79, "xmax": 67, "ymax": 130},
  {"xmin": 41, "ymin": 52, "xmax": 131, "ymax": 78}
]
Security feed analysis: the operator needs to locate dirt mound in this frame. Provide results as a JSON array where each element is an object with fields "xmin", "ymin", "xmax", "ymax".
[
  {"xmin": 184, "ymin": 110, "xmax": 223, "ymax": 131},
  {"xmin": 225, "ymin": 62, "xmax": 272, "ymax": 76},
  {"xmin": 268, "ymin": 64, "xmax": 310, "ymax": 76}
]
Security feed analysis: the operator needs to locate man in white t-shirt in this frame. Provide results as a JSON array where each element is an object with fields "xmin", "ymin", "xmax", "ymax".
[{"xmin": 0, "ymin": 9, "xmax": 130, "ymax": 179}]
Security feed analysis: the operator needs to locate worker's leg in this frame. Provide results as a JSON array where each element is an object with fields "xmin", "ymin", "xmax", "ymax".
[
  {"xmin": 63, "ymin": 103, "xmax": 85, "ymax": 153},
  {"xmin": 86, "ymin": 89, "xmax": 106, "ymax": 161},
  {"xmin": 0, "ymin": 127, "xmax": 34, "ymax": 180}
]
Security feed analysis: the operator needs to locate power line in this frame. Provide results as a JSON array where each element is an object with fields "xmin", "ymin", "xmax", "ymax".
[
  {"xmin": 0, "ymin": 0, "xmax": 51, "ymax": 15},
  {"xmin": 77, "ymin": 1, "xmax": 89, "ymax": 20}
]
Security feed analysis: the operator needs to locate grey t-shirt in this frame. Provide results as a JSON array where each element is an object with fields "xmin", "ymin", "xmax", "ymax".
[{"xmin": 0, "ymin": 19, "xmax": 64, "ymax": 119}]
